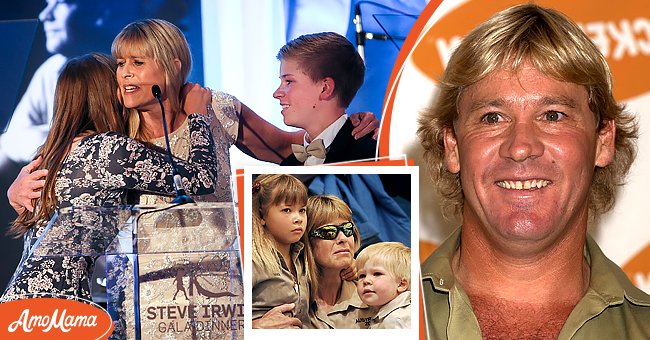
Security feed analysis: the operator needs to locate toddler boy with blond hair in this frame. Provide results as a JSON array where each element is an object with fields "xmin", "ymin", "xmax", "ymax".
[{"xmin": 356, "ymin": 241, "xmax": 411, "ymax": 328}]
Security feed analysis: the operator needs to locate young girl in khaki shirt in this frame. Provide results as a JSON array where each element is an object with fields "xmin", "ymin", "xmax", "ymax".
[{"xmin": 251, "ymin": 174, "xmax": 317, "ymax": 327}]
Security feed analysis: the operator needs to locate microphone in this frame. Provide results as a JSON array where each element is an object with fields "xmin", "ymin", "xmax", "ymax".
[
  {"xmin": 151, "ymin": 84, "xmax": 194, "ymax": 204},
  {"xmin": 354, "ymin": 4, "xmax": 365, "ymax": 61},
  {"xmin": 353, "ymin": 3, "xmax": 389, "ymax": 62}
]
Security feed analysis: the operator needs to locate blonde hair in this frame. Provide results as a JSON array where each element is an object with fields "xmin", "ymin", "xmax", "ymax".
[
  {"xmin": 356, "ymin": 242, "xmax": 411, "ymax": 290},
  {"xmin": 111, "ymin": 19, "xmax": 192, "ymax": 141},
  {"xmin": 417, "ymin": 4, "xmax": 638, "ymax": 219},
  {"xmin": 251, "ymin": 175, "xmax": 315, "ymax": 285},
  {"xmin": 306, "ymin": 195, "xmax": 361, "ymax": 295}
]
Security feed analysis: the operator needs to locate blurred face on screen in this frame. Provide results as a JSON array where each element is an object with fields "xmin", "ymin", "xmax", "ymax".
[{"xmin": 39, "ymin": 0, "xmax": 80, "ymax": 54}]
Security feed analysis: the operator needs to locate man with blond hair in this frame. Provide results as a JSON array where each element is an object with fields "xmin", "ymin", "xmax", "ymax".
[{"xmin": 419, "ymin": 4, "xmax": 650, "ymax": 339}]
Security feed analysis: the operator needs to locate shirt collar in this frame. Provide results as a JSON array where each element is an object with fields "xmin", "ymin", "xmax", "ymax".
[
  {"xmin": 374, "ymin": 291, "xmax": 411, "ymax": 319},
  {"xmin": 329, "ymin": 280, "xmax": 366, "ymax": 313},
  {"xmin": 275, "ymin": 241, "xmax": 304, "ymax": 270},
  {"xmin": 301, "ymin": 114, "xmax": 347, "ymax": 165},
  {"xmin": 303, "ymin": 114, "xmax": 347, "ymax": 149},
  {"xmin": 584, "ymin": 234, "xmax": 650, "ymax": 306},
  {"xmin": 291, "ymin": 241, "xmax": 305, "ymax": 262},
  {"xmin": 420, "ymin": 228, "xmax": 460, "ymax": 292}
]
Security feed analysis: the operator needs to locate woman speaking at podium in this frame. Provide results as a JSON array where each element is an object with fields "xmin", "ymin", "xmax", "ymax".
[{"xmin": 1, "ymin": 52, "xmax": 217, "ymax": 302}]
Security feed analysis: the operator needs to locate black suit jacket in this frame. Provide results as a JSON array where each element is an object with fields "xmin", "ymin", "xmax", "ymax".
[{"xmin": 280, "ymin": 119, "xmax": 377, "ymax": 165}]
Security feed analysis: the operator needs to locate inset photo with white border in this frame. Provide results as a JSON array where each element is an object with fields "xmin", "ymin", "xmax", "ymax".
[{"xmin": 243, "ymin": 165, "xmax": 419, "ymax": 339}]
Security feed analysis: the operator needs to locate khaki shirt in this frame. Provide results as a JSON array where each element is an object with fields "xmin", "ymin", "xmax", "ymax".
[
  {"xmin": 421, "ymin": 228, "xmax": 650, "ymax": 340},
  {"xmin": 369, "ymin": 290, "xmax": 411, "ymax": 329},
  {"xmin": 252, "ymin": 242, "xmax": 311, "ymax": 327},
  {"xmin": 309, "ymin": 280, "xmax": 374, "ymax": 328}
]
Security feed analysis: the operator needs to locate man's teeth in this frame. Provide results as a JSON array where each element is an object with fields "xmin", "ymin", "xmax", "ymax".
[
  {"xmin": 496, "ymin": 180, "xmax": 550, "ymax": 190},
  {"xmin": 281, "ymin": 104, "xmax": 289, "ymax": 109}
]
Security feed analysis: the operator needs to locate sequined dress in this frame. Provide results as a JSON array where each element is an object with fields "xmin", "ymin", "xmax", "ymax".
[{"xmin": 140, "ymin": 91, "xmax": 240, "ymax": 205}]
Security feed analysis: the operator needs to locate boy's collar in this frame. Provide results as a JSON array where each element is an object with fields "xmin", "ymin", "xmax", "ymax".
[{"xmin": 303, "ymin": 114, "xmax": 347, "ymax": 147}]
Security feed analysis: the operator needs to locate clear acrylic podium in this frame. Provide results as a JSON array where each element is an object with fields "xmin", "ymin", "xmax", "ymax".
[{"xmin": 33, "ymin": 202, "xmax": 244, "ymax": 340}]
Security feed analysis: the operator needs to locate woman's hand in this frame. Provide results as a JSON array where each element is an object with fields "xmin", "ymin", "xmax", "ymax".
[
  {"xmin": 181, "ymin": 82, "xmax": 213, "ymax": 115},
  {"xmin": 340, "ymin": 258, "xmax": 358, "ymax": 281},
  {"xmin": 252, "ymin": 303, "xmax": 302, "ymax": 329},
  {"xmin": 8, "ymin": 156, "xmax": 47, "ymax": 214},
  {"xmin": 349, "ymin": 111, "xmax": 379, "ymax": 140}
]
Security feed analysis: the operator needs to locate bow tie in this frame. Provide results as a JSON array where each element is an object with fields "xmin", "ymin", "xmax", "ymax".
[{"xmin": 291, "ymin": 139, "xmax": 326, "ymax": 162}]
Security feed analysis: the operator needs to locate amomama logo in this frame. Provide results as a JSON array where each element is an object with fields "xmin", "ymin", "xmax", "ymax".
[{"xmin": 0, "ymin": 297, "xmax": 113, "ymax": 339}]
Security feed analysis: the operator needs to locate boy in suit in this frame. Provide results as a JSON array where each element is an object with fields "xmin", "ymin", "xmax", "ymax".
[{"xmin": 273, "ymin": 32, "xmax": 377, "ymax": 165}]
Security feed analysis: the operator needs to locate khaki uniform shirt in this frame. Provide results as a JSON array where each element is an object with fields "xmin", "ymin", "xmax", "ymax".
[
  {"xmin": 368, "ymin": 290, "xmax": 411, "ymax": 329},
  {"xmin": 309, "ymin": 280, "xmax": 374, "ymax": 328},
  {"xmin": 252, "ymin": 242, "xmax": 311, "ymax": 327},
  {"xmin": 421, "ymin": 228, "xmax": 650, "ymax": 340}
]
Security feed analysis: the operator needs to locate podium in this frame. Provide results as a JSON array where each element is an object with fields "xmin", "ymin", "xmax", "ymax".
[{"xmin": 33, "ymin": 202, "xmax": 244, "ymax": 340}]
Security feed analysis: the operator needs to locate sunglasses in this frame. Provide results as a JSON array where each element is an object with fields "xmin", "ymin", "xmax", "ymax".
[{"xmin": 309, "ymin": 221, "xmax": 355, "ymax": 240}]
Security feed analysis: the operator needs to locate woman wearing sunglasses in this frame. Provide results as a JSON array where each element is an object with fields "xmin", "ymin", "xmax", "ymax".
[{"xmin": 306, "ymin": 195, "xmax": 374, "ymax": 328}]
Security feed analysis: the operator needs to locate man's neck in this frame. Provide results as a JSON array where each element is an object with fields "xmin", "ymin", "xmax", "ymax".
[
  {"xmin": 454, "ymin": 219, "xmax": 591, "ymax": 339},
  {"xmin": 454, "ymin": 230, "xmax": 589, "ymax": 300}
]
